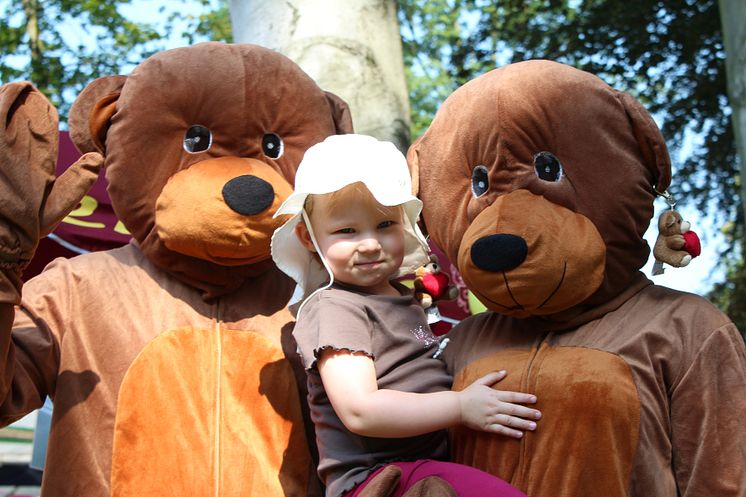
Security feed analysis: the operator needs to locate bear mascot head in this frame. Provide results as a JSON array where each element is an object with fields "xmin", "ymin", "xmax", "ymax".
[{"xmin": 68, "ymin": 41, "xmax": 352, "ymax": 298}]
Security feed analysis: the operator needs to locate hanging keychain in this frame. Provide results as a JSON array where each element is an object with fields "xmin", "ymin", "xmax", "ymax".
[
  {"xmin": 651, "ymin": 190, "xmax": 701, "ymax": 276},
  {"xmin": 413, "ymin": 254, "xmax": 459, "ymax": 324}
]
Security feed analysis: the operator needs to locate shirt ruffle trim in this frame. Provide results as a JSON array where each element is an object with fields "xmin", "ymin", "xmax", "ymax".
[{"xmin": 307, "ymin": 345, "xmax": 375, "ymax": 371}]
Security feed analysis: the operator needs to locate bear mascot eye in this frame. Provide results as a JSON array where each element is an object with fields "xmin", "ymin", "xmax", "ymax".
[
  {"xmin": 262, "ymin": 133, "xmax": 284, "ymax": 159},
  {"xmin": 534, "ymin": 151, "xmax": 562, "ymax": 182},
  {"xmin": 183, "ymin": 125, "xmax": 212, "ymax": 153},
  {"xmin": 471, "ymin": 165, "xmax": 489, "ymax": 197}
]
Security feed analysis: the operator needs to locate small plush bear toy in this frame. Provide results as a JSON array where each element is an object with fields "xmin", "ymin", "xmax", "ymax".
[
  {"xmin": 414, "ymin": 255, "xmax": 459, "ymax": 309},
  {"xmin": 652, "ymin": 210, "xmax": 701, "ymax": 275}
]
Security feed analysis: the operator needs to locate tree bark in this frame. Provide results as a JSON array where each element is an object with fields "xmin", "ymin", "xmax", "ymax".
[
  {"xmin": 229, "ymin": 0, "xmax": 411, "ymax": 151},
  {"xmin": 22, "ymin": 0, "xmax": 45, "ymax": 88},
  {"xmin": 719, "ymin": 0, "xmax": 746, "ymax": 221}
]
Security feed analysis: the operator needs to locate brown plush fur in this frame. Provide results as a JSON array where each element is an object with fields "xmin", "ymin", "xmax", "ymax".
[
  {"xmin": 410, "ymin": 60, "xmax": 746, "ymax": 496},
  {"xmin": 357, "ymin": 465, "xmax": 402, "ymax": 497},
  {"xmin": 409, "ymin": 62, "xmax": 671, "ymax": 320},
  {"xmin": 356, "ymin": 465, "xmax": 459, "ymax": 497},
  {"xmin": 0, "ymin": 43, "xmax": 353, "ymax": 497}
]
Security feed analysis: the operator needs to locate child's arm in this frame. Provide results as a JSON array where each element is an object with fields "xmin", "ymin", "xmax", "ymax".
[{"xmin": 318, "ymin": 349, "xmax": 541, "ymax": 439}]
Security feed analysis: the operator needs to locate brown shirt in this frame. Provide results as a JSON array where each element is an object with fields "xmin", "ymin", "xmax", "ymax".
[{"xmin": 293, "ymin": 283, "xmax": 451, "ymax": 497}]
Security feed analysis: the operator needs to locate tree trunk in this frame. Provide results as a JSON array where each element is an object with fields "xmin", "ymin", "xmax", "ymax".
[
  {"xmin": 22, "ymin": 0, "xmax": 45, "ymax": 89},
  {"xmin": 719, "ymin": 0, "xmax": 746, "ymax": 221},
  {"xmin": 229, "ymin": 0, "xmax": 411, "ymax": 151}
]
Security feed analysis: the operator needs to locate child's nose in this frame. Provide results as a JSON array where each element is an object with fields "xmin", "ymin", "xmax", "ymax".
[{"xmin": 358, "ymin": 237, "xmax": 381, "ymax": 252}]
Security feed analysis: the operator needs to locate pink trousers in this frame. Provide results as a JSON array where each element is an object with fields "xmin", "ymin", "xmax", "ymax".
[{"xmin": 342, "ymin": 459, "xmax": 527, "ymax": 497}]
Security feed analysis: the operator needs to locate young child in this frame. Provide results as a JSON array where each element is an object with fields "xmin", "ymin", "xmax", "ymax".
[{"xmin": 271, "ymin": 134, "xmax": 541, "ymax": 497}]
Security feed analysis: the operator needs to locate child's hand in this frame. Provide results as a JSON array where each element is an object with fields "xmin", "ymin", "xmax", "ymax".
[{"xmin": 457, "ymin": 371, "xmax": 541, "ymax": 438}]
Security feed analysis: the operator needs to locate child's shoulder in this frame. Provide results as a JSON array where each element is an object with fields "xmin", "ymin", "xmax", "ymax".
[
  {"xmin": 298, "ymin": 285, "xmax": 366, "ymax": 318},
  {"xmin": 319, "ymin": 283, "xmax": 377, "ymax": 302},
  {"xmin": 299, "ymin": 282, "xmax": 415, "ymax": 322}
]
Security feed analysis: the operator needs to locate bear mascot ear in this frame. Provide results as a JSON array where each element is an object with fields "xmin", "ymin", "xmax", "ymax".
[
  {"xmin": 406, "ymin": 143, "xmax": 420, "ymax": 196},
  {"xmin": 68, "ymin": 75, "xmax": 127, "ymax": 155},
  {"xmin": 324, "ymin": 91, "xmax": 354, "ymax": 134},
  {"xmin": 617, "ymin": 91, "xmax": 672, "ymax": 194},
  {"xmin": 406, "ymin": 139, "xmax": 429, "ymax": 238}
]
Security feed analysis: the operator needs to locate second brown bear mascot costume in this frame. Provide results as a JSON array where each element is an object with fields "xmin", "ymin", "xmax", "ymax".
[
  {"xmin": 0, "ymin": 42, "xmax": 351, "ymax": 497},
  {"xmin": 409, "ymin": 60, "xmax": 746, "ymax": 497}
]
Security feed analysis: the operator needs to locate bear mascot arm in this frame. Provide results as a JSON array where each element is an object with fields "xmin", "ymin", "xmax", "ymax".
[
  {"xmin": 0, "ymin": 81, "xmax": 104, "ymax": 414},
  {"xmin": 0, "ymin": 42, "xmax": 353, "ymax": 497},
  {"xmin": 409, "ymin": 60, "xmax": 746, "ymax": 497}
]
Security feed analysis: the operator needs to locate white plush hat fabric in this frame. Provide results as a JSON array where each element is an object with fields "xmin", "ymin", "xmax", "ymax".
[{"xmin": 270, "ymin": 134, "xmax": 430, "ymax": 308}]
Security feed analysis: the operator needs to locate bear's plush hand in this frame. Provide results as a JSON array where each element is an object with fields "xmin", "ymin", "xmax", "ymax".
[{"xmin": 0, "ymin": 82, "xmax": 102, "ymax": 282}]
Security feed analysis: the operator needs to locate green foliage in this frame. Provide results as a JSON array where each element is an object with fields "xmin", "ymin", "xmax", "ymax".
[
  {"xmin": 164, "ymin": 0, "xmax": 233, "ymax": 46},
  {"xmin": 399, "ymin": 0, "xmax": 499, "ymax": 138},
  {"xmin": 0, "ymin": 0, "xmax": 230, "ymax": 122},
  {"xmin": 399, "ymin": 1, "xmax": 736, "ymax": 225}
]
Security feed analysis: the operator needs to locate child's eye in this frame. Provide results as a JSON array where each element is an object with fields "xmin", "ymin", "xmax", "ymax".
[
  {"xmin": 334, "ymin": 228, "xmax": 355, "ymax": 234},
  {"xmin": 378, "ymin": 220, "xmax": 396, "ymax": 229}
]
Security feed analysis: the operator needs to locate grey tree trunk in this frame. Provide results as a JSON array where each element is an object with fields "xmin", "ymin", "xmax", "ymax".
[
  {"xmin": 230, "ymin": 0, "xmax": 411, "ymax": 151},
  {"xmin": 719, "ymin": 0, "xmax": 746, "ymax": 221}
]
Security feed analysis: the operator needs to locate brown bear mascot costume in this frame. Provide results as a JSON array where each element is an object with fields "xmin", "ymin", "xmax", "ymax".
[
  {"xmin": 0, "ymin": 42, "xmax": 352, "ymax": 497},
  {"xmin": 408, "ymin": 60, "xmax": 746, "ymax": 497}
]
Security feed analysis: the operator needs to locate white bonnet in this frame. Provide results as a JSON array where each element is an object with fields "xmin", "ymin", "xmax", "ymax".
[{"xmin": 270, "ymin": 134, "xmax": 430, "ymax": 308}]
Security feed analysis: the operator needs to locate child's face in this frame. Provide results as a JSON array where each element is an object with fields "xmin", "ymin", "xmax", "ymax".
[{"xmin": 297, "ymin": 190, "xmax": 405, "ymax": 294}]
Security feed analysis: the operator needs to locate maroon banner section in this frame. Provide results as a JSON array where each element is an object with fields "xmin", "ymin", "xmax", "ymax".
[{"xmin": 23, "ymin": 132, "xmax": 132, "ymax": 280}]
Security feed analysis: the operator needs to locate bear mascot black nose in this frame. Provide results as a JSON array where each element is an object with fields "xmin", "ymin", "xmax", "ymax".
[
  {"xmin": 222, "ymin": 175, "xmax": 275, "ymax": 215},
  {"xmin": 470, "ymin": 234, "xmax": 528, "ymax": 272}
]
